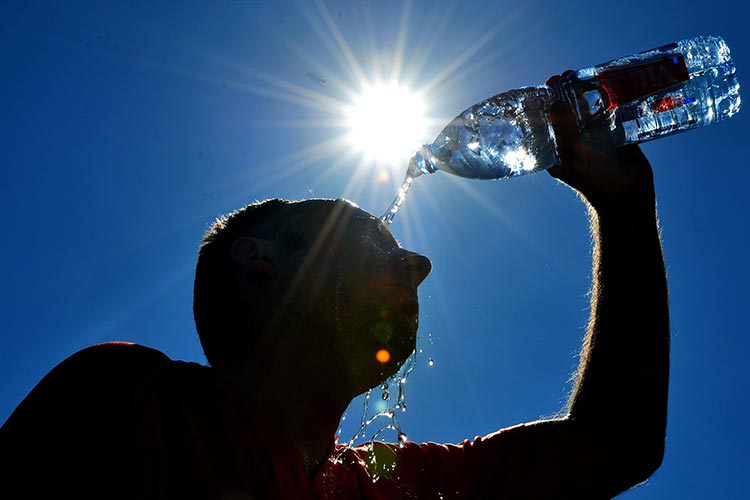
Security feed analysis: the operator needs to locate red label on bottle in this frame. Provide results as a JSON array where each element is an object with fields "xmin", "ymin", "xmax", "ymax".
[{"xmin": 598, "ymin": 54, "xmax": 689, "ymax": 110}]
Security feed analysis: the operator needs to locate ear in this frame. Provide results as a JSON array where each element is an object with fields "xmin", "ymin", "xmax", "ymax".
[{"xmin": 230, "ymin": 237, "xmax": 277, "ymax": 279}]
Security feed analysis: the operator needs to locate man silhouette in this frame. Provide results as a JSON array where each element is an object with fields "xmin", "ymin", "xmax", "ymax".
[{"xmin": 0, "ymin": 87, "xmax": 669, "ymax": 499}]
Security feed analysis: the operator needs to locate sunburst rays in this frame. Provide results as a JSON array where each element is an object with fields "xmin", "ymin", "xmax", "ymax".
[{"xmin": 163, "ymin": 0, "xmax": 542, "ymax": 245}]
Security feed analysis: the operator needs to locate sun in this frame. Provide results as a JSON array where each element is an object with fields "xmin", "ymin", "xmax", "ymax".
[{"xmin": 345, "ymin": 82, "xmax": 427, "ymax": 166}]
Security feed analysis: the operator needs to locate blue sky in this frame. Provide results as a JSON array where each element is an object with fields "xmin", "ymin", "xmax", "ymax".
[{"xmin": 2, "ymin": 1, "xmax": 748, "ymax": 497}]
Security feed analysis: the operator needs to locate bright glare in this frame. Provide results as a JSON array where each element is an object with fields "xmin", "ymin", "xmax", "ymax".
[
  {"xmin": 504, "ymin": 147, "xmax": 536, "ymax": 173},
  {"xmin": 346, "ymin": 83, "xmax": 427, "ymax": 164}
]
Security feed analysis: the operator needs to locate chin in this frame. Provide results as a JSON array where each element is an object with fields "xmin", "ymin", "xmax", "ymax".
[
  {"xmin": 380, "ymin": 335, "xmax": 417, "ymax": 375},
  {"xmin": 344, "ymin": 315, "xmax": 418, "ymax": 386}
]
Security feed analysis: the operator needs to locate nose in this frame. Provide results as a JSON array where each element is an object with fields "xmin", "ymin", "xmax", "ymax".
[{"xmin": 391, "ymin": 250, "xmax": 432, "ymax": 287}]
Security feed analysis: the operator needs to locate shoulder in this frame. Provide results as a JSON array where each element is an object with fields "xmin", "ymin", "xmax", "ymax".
[
  {"xmin": 0, "ymin": 344, "xmax": 190, "ymax": 493},
  {"xmin": 25, "ymin": 342, "xmax": 174, "ymax": 396},
  {"xmin": 2, "ymin": 342, "xmax": 174, "ymax": 431},
  {"xmin": 67, "ymin": 340, "xmax": 171, "ymax": 366},
  {"xmin": 56, "ymin": 341, "xmax": 172, "ymax": 378}
]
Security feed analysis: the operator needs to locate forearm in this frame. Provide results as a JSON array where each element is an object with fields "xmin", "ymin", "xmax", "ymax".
[{"xmin": 567, "ymin": 197, "xmax": 670, "ymax": 465}]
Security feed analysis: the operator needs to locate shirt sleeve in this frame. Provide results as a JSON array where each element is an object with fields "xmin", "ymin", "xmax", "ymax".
[{"xmin": 381, "ymin": 423, "xmax": 531, "ymax": 499}]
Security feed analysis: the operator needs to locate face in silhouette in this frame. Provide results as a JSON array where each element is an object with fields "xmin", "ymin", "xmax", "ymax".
[{"xmin": 255, "ymin": 199, "xmax": 432, "ymax": 392}]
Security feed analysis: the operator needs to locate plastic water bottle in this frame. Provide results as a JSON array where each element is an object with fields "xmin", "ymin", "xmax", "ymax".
[
  {"xmin": 382, "ymin": 35, "xmax": 740, "ymax": 223},
  {"xmin": 412, "ymin": 34, "xmax": 740, "ymax": 180}
]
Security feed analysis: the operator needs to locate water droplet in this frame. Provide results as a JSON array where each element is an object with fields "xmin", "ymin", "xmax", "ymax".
[
  {"xmin": 427, "ymin": 358, "xmax": 435, "ymax": 367},
  {"xmin": 340, "ymin": 353, "xmax": 417, "ymax": 452}
]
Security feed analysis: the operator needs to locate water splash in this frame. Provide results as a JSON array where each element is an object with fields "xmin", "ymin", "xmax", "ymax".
[
  {"xmin": 335, "ymin": 351, "xmax": 418, "ymax": 462},
  {"xmin": 395, "ymin": 352, "xmax": 416, "ymax": 413}
]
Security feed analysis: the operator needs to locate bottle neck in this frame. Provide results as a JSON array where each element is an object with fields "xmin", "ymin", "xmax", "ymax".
[{"xmin": 408, "ymin": 146, "xmax": 438, "ymax": 177}]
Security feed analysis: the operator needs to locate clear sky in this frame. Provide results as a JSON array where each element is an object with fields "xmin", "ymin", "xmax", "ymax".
[{"xmin": 2, "ymin": 1, "xmax": 748, "ymax": 497}]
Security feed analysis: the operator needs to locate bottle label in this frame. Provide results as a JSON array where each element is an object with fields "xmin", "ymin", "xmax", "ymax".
[
  {"xmin": 616, "ymin": 94, "xmax": 698, "ymax": 122},
  {"xmin": 598, "ymin": 54, "xmax": 689, "ymax": 110}
]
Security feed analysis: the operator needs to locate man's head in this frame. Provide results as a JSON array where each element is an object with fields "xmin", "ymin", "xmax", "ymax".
[{"xmin": 194, "ymin": 198, "xmax": 431, "ymax": 392}]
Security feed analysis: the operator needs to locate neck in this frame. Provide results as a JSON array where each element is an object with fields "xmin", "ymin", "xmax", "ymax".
[{"xmin": 222, "ymin": 347, "xmax": 353, "ymax": 477}]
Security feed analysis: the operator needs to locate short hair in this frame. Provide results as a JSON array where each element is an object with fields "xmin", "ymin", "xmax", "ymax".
[{"xmin": 193, "ymin": 198, "xmax": 291, "ymax": 369}]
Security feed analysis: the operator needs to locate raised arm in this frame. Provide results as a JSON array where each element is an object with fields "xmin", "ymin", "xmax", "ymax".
[
  {"xmin": 551, "ymin": 72, "xmax": 670, "ymax": 455},
  {"xmin": 556, "ymin": 99, "xmax": 669, "ymax": 474},
  {"xmin": 491, "ymin": 78, "xmax": 670, "ymax": 498}
]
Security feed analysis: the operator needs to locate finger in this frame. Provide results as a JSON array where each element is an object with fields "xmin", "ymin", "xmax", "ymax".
[
  {"xmin": 549, "ymin": 100, "xmax": 600, "ymax": 189},
  {"xmin": 547, "ymin": 70, "xmax": 574, "ymax": 87},
  {"xmin": 549, "ymin": 101, "xmax": 582, "ymax": 152}
]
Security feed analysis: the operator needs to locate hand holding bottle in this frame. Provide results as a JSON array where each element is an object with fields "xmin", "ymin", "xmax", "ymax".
[{"xmin": 546, "ymin": 73, "xmax": 656, "ymax": 212}]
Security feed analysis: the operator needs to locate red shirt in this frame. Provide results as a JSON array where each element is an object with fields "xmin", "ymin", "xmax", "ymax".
[{"xmin": 1, "ymin": 343, "xmax": 526, "ymax": 499}]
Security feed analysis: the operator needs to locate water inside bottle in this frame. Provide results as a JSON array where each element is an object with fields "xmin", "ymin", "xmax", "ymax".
[
  {"xmin": 425, "ymin": 87, "xmax": 560, "ymax": 180},
  {"xmin": 612, "ymin": 63, "xmax": 740, "ymax": 144}
]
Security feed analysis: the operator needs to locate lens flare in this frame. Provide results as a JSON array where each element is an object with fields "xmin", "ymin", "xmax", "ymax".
[{"xmin": 375, "ymin": 349, "xmax": 391, "ymax": 364}]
